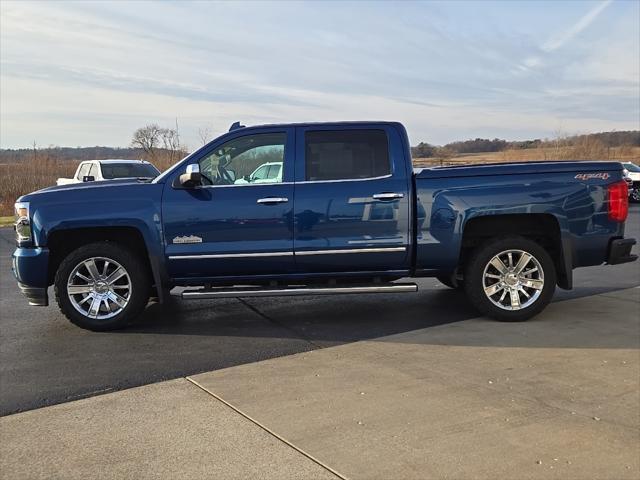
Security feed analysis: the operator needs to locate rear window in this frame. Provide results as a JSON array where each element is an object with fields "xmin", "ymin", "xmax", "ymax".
[
  {"xmin": 305, "ymin": 130, "xmax": 390, "ymax": 181},
  {"xmin": 101, "ymin": 163, "xmax": 159, "ymax": 179}
]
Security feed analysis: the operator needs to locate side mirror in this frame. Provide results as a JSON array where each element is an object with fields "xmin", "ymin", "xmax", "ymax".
[
  {"xmin": 178, "ymin": 164, "xmax": 202, "ymax": 188},
  {"xmin": 82, "ymin": 175, "xmax": 95, "ymax": 182}
]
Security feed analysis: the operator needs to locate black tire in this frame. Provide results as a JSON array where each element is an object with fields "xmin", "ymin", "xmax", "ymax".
[
  {"xmin": 54, "ymin": 242, "xmax": 151, "ymax": 331},
  {"xmin": 630, "ymin": 187, "xmax": 640, "ymax": 203},
  {"xmin": 464, "ymin": 236, "xmax": 556, "ymax": 322},
  {"xmin": 436, "ymin": 273, "xmax": 464, "ymax": 290}
]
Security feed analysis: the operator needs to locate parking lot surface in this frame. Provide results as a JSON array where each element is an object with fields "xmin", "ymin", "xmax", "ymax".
[
  {"xmin": 0, "ymin": 205, "xmax": 638, "ymax": 416},
  {"xmin": 2, "ymin": 288, "xmax": 638, "ymax": 480}
]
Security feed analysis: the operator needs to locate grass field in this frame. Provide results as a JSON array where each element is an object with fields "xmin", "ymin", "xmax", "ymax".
[
  {"xmin": 414, "ymin": 145, "xmax": 640, "ymax": 167},
  {"xmin": 413, "ymin": 146, "xmax": 640, "ymax": 167}
]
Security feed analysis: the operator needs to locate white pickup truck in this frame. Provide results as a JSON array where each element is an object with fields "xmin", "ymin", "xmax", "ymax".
[
  {"xmin": 56, "ymin": 159, "xmax": 160, "ymax": 186},
  {"xmin": 622, "ymin": 162, "xmax": 640, "ymax": 202}
]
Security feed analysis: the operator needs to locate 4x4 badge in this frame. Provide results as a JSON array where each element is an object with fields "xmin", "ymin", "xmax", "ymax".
[{"xmin": 575, "ymin": 172, "xmax": 610, "ymax": 181}]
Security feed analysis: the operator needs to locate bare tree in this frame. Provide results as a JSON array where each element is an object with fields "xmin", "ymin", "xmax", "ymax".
[
  {"xmin": 159, "ymin": 127, "xmax": 182, "ymax": 163},
  {"xmin": 131, "ymin": 124, "xmax": 162, "ymax": 157},
  {"xmin": 197, "ymin": 126, "xmax": 212, "ymax": 146}
]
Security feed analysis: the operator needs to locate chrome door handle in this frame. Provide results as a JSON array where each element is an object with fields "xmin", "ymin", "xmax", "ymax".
[
  {"xmin": 257, "ymin": 197, "xmax": 289, "ymax": 204},
  {"xmin": 373, "ymin": 192, "xmax": 404, "ymax": 201}
]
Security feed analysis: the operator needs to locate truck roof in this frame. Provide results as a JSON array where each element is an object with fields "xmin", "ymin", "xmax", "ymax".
[{"xmin": 228, "ymin": 121, "xmax": 405, "ymax": 132}]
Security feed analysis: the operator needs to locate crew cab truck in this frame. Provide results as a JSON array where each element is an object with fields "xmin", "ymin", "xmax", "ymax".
[{"xmin": 12, "ymin": 122, "xmax": 637, "ymax": 331}]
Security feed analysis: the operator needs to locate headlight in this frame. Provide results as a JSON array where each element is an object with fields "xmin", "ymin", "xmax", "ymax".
[{"xmin": 14, "ymin": 202, "xmax": 32, "ymax": 243}]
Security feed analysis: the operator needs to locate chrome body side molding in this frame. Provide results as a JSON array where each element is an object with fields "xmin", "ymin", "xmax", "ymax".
[
  {"xmin": 169, "ymin": 246, "xmax": 406, "ymax": 260},
  {"xmin": 295, "ymin": 247, "xmax": 406, "ymax": 256},
  {"xmin": 169, "ymin": 252, "xmax": 294, "ymax": 260}
]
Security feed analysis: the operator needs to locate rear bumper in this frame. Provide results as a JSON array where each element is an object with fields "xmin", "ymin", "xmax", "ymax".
[{"xmin": 607, "ymin": 238, "xmax": 638, "ymax": 265}]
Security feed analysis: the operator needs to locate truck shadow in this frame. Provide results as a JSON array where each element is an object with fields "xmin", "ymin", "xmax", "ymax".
[
  {"xmin": 126, "ymin": 285, "xmax": 638, "ymax": 350},
  {"xmin": 128, "ymin": 287, "xmax": 477, "ymax": 344}
]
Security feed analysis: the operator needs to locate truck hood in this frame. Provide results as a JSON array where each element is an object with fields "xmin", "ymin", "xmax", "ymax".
[
  {"xmin": 18, "ymin": 177, "xmax": 159, "ymax": 203},
  {"xmin": 38, "ymin": 177, "xmax": 154, "ymax": 193}
]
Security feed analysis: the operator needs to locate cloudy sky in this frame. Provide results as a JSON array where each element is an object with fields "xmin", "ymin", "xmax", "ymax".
[{"xmin": 1, "ymin": 0, "xmax": 638, "ymax": 149}]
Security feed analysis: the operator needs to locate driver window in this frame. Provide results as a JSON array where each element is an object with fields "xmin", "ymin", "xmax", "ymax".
[{"xmin": 198, "ymin": 132, "xmax": 286, "ymax": 186}]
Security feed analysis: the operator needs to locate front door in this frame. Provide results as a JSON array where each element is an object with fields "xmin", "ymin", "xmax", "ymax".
[
  {"xmin": 162, "ymin": 128, "xmax": 295, "ymax": 281},
  {"xmin": 293, "ymin": 125, "xmax": 411, "ymax": 274}
]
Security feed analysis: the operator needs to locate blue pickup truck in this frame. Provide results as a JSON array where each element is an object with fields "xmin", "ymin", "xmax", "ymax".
[{"xmin": 12, "ymin": 122, "xmax": 637, "ymax": 330}]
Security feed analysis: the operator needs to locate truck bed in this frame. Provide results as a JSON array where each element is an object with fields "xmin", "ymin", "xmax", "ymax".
[{"xmin": 413, "ymin": 159, "xmax": 626, "ymax": 282}]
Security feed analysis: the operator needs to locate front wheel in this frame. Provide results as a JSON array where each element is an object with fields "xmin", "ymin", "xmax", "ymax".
[
  {"xmin": 630, "ymin": 187, "xmax": 640, "ymax": 203},
  {"xmin": 464, "ymin": 236, "xmax": 556, "ymax": 322},
  {"xmin": 54, "ymin": 242, "xmax": 151, "ymax": 331}
]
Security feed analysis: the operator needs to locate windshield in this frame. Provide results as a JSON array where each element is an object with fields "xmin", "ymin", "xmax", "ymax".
[
  {"xmin": 101, "ymin": 163, "xmax": 160, "ymax": 179},
  {"xmin": 623, "ymin": 163, "xmax": 640, "ymax": 173}
]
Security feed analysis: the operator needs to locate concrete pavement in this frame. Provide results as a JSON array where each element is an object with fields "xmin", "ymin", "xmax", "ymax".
[
  {"xmin": 2, "ymin": 288, "xmax": 639, "ymax": 479},
  {"xmin": 0, "ymin": 378, "xmax": 341, "ymax": 480}
]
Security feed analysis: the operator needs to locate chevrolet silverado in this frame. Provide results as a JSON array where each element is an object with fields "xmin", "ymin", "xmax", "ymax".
[{"xmin": 12, "ymin": 122, "xmax": 637, "ymax": 330}]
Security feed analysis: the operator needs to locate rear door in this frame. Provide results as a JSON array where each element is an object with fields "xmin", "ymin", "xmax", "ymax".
[{"xmin": 293, "ymin": 125, "xmax": 411, "ymax": 274}]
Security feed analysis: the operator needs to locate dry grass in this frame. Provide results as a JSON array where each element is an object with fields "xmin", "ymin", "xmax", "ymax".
[
  {"xmin": 0, "ymin": 151, "xmax": 183, "ymax": 216},
  {"xmin": 414, "ymin": 145, "xmax": 640, "ymax": 167},
  {"xmin": 0, "ymin": 159, "xmax": 76, "ymax": 216}
]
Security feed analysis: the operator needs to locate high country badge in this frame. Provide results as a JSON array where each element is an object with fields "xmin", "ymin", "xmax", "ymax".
[{"xmin": 172, "ymin": 235, "xmax": 203, "ymax": 244}]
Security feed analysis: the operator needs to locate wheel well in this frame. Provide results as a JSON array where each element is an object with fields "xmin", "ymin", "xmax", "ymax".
[
  {"xmin": 460, "ymin": 214, "xmax": 569, "ymax": 288},
  {"xmin": 47, "ymin": 227, "xmax": 152, "ymax": 286}
]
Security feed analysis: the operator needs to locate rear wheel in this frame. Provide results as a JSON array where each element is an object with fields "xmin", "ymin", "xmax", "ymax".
[
  {"xmin": 630, "ymin": 186, "xmax": 640, "ymax": 203},
  {"xmin": 54, "ymin": 242, "xmax": 151, "ymax": 331},
  {"xmin": 464, "ymin": 236, "xmax": 556, "ymax": 321}
]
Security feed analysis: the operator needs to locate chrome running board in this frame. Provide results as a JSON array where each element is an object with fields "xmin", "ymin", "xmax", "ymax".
[{"xmin": 179, "ymin": 283, "xmax": 418, "ymax": 300}]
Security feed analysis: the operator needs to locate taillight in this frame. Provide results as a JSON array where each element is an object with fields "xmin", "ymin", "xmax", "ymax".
[{"xmin": 608, "ymin": 180, "xmax": 628, "ymax": 222}]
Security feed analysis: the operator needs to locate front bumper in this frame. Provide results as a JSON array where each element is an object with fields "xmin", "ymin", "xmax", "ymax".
[
  {"xmin": 17, "ymin": 282, "xmax": 48, "ymax": 306},
  {"xmin": 12, "ymin": 247, "xmax": 50, "ymax": 306},
  {"xmin": 607, "ymin": 238, "xmax": 638, "ymax": 265}
]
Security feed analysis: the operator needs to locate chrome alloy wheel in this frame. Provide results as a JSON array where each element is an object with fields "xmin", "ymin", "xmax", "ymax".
[
  {"xmin": 482, "ymin": 249, "xmax": 544, "ymax": 311},
  {"xmin": 67, "ymin": 257, "xmax": 132, "ymax": 319}
]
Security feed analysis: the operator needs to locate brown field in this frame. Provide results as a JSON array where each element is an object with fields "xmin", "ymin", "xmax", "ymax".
[
  {"xmin": 1, "ymin": 145, "xmax": 639, "ymax": 217},
  {"xmin": 0, "ymin": 152, "xmax": 179, "ymax": 216},
  {"xmin": 414, "ymin": 145, "xmax": 640, "ymax": 167}
]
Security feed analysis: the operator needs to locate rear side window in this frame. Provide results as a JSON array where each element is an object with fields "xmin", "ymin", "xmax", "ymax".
[
  {"xmin": 101, "ymin": 163, "xmax": 159, "ymax": 179},
  {"xmin": 305, "ymin": 130, "xmax": 390, "ymax": 181}
]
